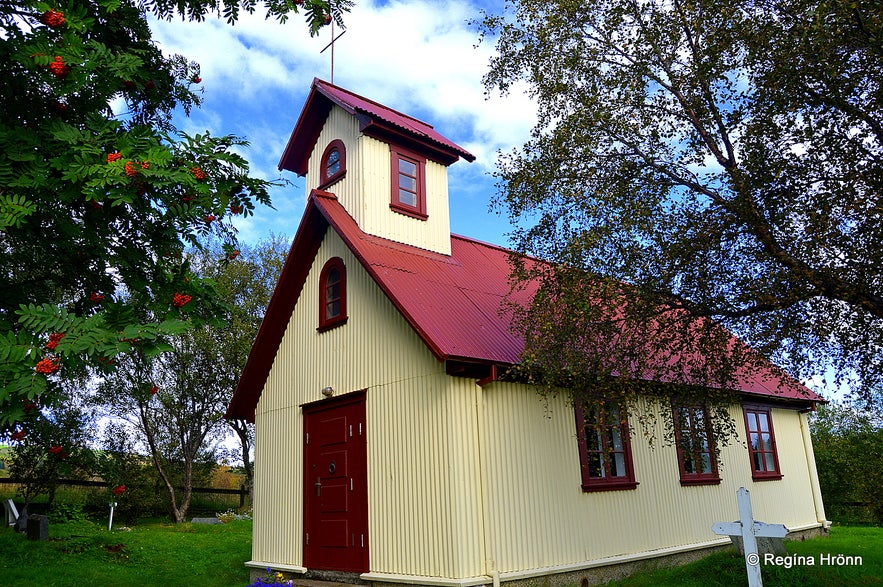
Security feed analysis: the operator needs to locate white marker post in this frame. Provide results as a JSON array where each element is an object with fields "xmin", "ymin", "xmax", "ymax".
[
  {"xmin": 712, "ymin": 487, "xmax": 788, "ymax": 587},
  {"xmin": 108, "ymin": 500, "xmax": 116, "ymax": 531}
]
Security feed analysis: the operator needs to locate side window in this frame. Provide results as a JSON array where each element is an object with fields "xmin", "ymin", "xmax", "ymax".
[
  {"xmin": 318, "ymin": 257, "xmax": 347, "ymax": 332},
  {"xmin": 673, "ymin": 405, "xmax": 720, "ymax": 485},
  {"xmin": 319, "ymin": 139, "xmax": 346, "ymax": 189},
  {"xmin": 389, "ymin": 147, "xmax": 427, "ymax": 219},
  {"xmin": 743, "ymin": 405, "xmax": 783, "ymax": 480},
  {"xmin": 575, "ymin": 400, "xmax": 638, "ymax": 492}
]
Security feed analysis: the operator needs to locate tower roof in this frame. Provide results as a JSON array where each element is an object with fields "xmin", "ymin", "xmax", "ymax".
[{"xmin": 278, "ymin": 78, "xmax": 475, "ymax": 175}]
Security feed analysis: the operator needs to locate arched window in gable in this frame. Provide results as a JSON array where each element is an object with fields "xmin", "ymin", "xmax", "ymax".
[
  {"xmin": 318, "ymin": 257, "xmax": 347, "ymax": 331},
  {"xmin": 319, "ymin": 139, "xmax": 346, "ymax": 189}
]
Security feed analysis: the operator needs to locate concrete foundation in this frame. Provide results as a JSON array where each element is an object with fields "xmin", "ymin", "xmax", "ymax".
[{"xmin": 254, "ymin": 526, "xmax": 828, "ymax": 587}]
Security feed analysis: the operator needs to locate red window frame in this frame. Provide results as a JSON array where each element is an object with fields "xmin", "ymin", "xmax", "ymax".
[
  {"xmin": 389, "ymin": 146, "xmax": 427, "ymax": 220},
  {"xmin": 673, "ymin": 405, "xmax": 720, "ymax": 486},
  {"xmin": 317, "ymin": 257, "xmax": 347, "ymax": 332},
  {"xmin": 743, "ymin": 405, "xmax": 783, "ymax": 481},
  {"xmin": 319, "ymin": 139, "xmax": 346, "ymax": 189},
  {"xmin": 575, "ymin": 400, "xmax": 638, "ymax": 492}
]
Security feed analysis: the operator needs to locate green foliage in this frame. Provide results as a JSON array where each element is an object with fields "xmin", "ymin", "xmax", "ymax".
[
  {"xmin": 193, "ymin": 236, "xmax": 288, "ymax": 504},
  {"xmin": 88, "ymin": 237, "xmax": 285, "ymax": 520},
  {"xmin": 811, "ymin": 401, "xmax": 883, "ymax": 525},
  {"xmin": 49, "ymin": 498, "xmax": 87, "ymax": 522},
  {"xmin": 0, "ymin": 0, "xmax": 351, "ymax": 427},
  {"xmin": 3, "ymin": 388, "xmax": 95, "ymax": 506},
  {"xmin": 95, "ymin": 422, "xmax": 167, "ymax": 522},
  {"xmin": 479, "ymin": 0, "xmax": 883, "ymax": 403}
]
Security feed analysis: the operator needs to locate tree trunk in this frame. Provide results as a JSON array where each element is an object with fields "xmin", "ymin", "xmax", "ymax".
[{"xmin": 230, "ymin": 419, "xmax": 254, "ymax": 506}]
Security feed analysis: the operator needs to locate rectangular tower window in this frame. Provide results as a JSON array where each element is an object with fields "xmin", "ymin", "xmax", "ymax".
[{"xmin": 390, "ymin": 147, "xmax": 427, "ymax": 220}]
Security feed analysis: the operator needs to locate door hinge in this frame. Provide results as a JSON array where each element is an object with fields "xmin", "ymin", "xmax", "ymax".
[
  {"xmin": 305, "ymin": 533, "xmax": 309, "ymax": 545},
  {"xmin": 350, "ymin": 477, "xmax": 353, "ymax": 491},
  {"xmin": 361, "ymin": 533, "xmax": 365, "ymax": 548},
  {"xmin": 305, "ymin": 432, "xmax": 309, "ymax": 445},
  {"xmin": 349, "ymin": 424, "xmax": 353, "ymax": 437},
  {"xmin": 359, "ymin": 422, "xmax": 363, "ymax": 436}
]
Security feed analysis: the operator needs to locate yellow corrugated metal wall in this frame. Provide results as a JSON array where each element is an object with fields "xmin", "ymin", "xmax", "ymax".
[
  {"xmin": 253, "ymin": 229, "xmax": 824, "ymax": 579},
  {"xmin": 252, "ymin": 229, "xmax": 485, "ymax": 578},
  {"xmin": 478, "ymin": 383, "xmax": 824, "ymax": 574},
  {"xmin": 305, "ymin": 105, "xmax": 452, "ymax": 255}
]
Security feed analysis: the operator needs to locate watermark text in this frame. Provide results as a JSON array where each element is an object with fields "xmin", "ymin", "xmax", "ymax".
[{"xmin": 762, "ymin": 553, "xmax": 863, "ymax": 568}]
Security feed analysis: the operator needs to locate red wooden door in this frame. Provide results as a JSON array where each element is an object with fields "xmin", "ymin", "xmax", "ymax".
[{"xmin": 303, "ymin": 391, "xmax": 368, "ymax": 573}]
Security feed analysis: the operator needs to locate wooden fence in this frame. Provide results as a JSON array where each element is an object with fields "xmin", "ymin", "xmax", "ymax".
[{"xmin": 0, "ymin": 478, "xmax": 249, "ymax": 508}]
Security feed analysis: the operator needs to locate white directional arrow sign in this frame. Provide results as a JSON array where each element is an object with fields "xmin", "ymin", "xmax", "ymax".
[{"xmin": 712, "ymin": 487, "xmax": 789, "ymax": 587}]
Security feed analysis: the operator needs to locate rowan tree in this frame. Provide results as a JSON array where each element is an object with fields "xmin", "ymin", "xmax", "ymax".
[
  {"xmin": 479, "ymin": 0, "xmax": 882, "ymax": 405},
  {"xmin": 0, "ymin": 0, "xmax": 351, "ymax": 426}
]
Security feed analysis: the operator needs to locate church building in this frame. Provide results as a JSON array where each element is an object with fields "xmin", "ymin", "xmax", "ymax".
[{"xmin": 226, "ymin": 79, "xmax": 827, "ymax": 586}]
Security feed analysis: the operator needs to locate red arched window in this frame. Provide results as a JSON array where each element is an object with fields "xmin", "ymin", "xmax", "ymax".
[
  {"xmin": 318, "ymin": 257, "xmax": 347, "ymax": 331},
  {"xmin": 319, "ymin": 139, "xmax": 346, "ymax": 189}
]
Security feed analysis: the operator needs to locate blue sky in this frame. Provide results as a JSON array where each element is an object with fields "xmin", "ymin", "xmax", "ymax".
[
  {"xmin": 149, "ymin": 0, "xmax": 535, "ymax": 248},
  {"xmin": 147, "ymin": 3, "xmax": 848, "ymax": 399}
]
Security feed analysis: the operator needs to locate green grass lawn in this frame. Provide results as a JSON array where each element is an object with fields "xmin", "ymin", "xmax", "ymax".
[
  {"xmin": 600, "ymin": 526, "xmax": 883, "ymax": 587},
  {"xmin": 1, "ymin": 518, "xmax": 880, "ymax": 587},
  {"xmin": 0, "ymin": 518, "xmax": 252, "ymax": 587}
]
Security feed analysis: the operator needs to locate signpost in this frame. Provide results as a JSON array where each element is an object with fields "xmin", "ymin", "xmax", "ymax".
[{"xmin": 712, "ymin": 487, "xmax": 789, "ymax": 587}]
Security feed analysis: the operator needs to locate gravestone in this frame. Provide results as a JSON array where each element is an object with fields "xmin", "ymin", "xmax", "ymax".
[
  {"xmin": 729, "ymin": 534, "xmax": 788, "ymax": 557},
  {"xmin": 26, "ymin": 514, "xmax": 48, "ymax": 541},
  {"xmin": 14, "ymin": 505, "xmax": 28, "ymax": 533}
]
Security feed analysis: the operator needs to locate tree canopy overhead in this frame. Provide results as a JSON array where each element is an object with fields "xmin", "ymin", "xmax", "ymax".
[
  {"xmin": 479, "ymin": 0, "xmax": 883, "ymax": 402},
  {"xmin": 0, "ymin": 0, "xmax": 350, "ymax": 426}
]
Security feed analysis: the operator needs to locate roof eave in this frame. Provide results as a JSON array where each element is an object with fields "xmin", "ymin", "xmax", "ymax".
[{"xmin": 357, "ymin": 116, "xmax": 475, "ymax": 165}]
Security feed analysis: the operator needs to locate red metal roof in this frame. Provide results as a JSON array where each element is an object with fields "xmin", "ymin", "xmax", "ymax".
[
  {"xmin": 319, "ymin": 192, "xmax": 530, "ymax": 364},
  {"xmin": 278, "ymin": 79, "xmax": 475, "ymax": 176},
  {"xmin": 226, "ymin": 190, "xmax": 822, "ymax": 421}
]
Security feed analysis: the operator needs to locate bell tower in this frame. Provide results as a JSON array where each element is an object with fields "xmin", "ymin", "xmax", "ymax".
[{"xmin": 278, "ymin": 79, "xmax": 475, "ymax": 256}]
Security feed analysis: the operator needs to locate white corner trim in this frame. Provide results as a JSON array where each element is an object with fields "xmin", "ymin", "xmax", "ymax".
[
  {"xmin": 360, "ymin": 572, "xmax": 490, "ymax": 586},
  {"xmin": 244, "ymin": 561, "xmax": 308, "ymax": 574}
]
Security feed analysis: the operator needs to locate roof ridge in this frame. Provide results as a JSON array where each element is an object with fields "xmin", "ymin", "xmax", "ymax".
[{"xmin": 314, "ymin": 78, "xmax": 435, "ymax": 129}]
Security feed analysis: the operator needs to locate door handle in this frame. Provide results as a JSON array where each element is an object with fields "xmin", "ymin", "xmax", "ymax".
[{"xmin": 315, "ymin": 477, "xmax": 322, "ymax": 496}]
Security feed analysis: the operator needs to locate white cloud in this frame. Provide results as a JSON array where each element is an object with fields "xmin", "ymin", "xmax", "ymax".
[{"xmin": 149, "ymin": 0, "xmax": 536, "ymax": 245}]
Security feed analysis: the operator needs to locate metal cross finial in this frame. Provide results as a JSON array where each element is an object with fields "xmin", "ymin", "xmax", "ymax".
[{"xmin": 320, "ymin": 17, "xmax": 346, "ymax": 85}]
